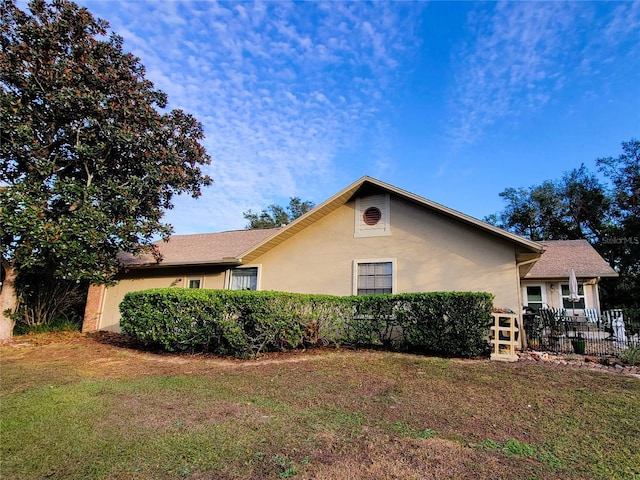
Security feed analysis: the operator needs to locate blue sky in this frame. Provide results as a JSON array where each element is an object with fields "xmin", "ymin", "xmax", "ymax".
[{"xmin": 77, "ymin": 0, "xmax": 639, "ymax": 234}]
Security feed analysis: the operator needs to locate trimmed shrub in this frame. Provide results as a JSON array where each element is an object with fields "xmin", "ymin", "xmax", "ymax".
[
  {"xmin": 120, "ymin": 289, "xmax": 494, "ymax": 358},
  {"xmin": 621, "ymin": 346, "xmax": 640, "ymax": 366},
  {"xmin": 394, "ymin": 292, "xmax": 494, "ymax": 357},
  {"xmin": 120, "ymin": 289, "xmax": 348, "ymax": 357},
  {"xmin": 342, "ymin": 292, "xmax": 494, "ymax": 357}
]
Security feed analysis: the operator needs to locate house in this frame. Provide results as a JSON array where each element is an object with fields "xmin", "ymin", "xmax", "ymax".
[
  {"xmin": 82, "ymin": 176, "xmax": 615, "ymax": 333},
  {"xmin": 521, "ymin": 239, "xmax": 618, "ymax": 315}
]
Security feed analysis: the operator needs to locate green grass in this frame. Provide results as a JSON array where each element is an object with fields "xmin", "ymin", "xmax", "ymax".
[
  {"xmin": 1, "ymin": 334, "xmax": 639, "ymax": 479},
  {"xmin": 12, "ymin": 317, "xmax": 82, "ymax": 335}
]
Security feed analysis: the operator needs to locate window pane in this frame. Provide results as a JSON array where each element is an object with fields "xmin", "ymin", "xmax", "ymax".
[
  {"xmin": 230, "ymin": 267, "xmax": 258, "ymax": 290},
  {"xmin": 188, "ymin": 279, "xmax": 201, "ymax": 289},
  {"xmin": 526, "ymin": 286, "xmax": 542, "ymax": 302},
  {"xmin": 359, "ymin": 275, "xmax": 374, "ymax": 289},
  {"xmin": 561, "ymin": 284, "xmax": 584, "ymax": 296},
  {"xmin": 528, "ymin": 302, "xmax": 543, "ymax": 312},
  {"xmin": 560, "ymin": 283, "xmax": 585, "ymax": 309},
  {"xmin": 563, "ymin": 298, "xmax": 585, "ymax": 309},
  {"xmin": 357, "ymin": 262, "xmax": 392, "ymax": 295}
]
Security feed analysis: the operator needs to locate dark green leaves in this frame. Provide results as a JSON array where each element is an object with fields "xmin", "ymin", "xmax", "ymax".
[
  {"xmin": 120, "ymin": 289, "xmax": 494, "ymax": 358},
  {"xmin": 243, "ymin": 197, "xmax": 315, "ymax": 229},
  {"xmin": 488, "ymin": 166, "xmax": 610, "ymax": 243},
  {"xmin": 0, "ymin": 0, "xmax": 211, "ymax": 284}
]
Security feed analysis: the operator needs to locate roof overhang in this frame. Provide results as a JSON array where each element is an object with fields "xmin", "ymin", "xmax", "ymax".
[
  {"xmin": 120, "ymin": 258, "xmax": 242, "ymax": 269},
  {"xmin": 526, "ymin": 272, "xmax": 619, "ymax": 280},
  {"xmin": 239, "ymin": 176, "xmax": 545, "ymax": 263}
]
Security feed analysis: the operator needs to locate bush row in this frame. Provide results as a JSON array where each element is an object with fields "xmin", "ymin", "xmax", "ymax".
[{"xmin": 119, "ymin": 289, "xmax": 494, "ymax": 358}]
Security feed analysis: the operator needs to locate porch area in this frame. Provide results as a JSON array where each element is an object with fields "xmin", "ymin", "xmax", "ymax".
[{"xmin": 522, "ymin": 308, "xmax": 639, "ymax": 356}]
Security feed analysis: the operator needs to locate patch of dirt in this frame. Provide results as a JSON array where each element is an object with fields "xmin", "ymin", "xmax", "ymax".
[
  {"xmin": 106, "ymin": 395, "xmax": 270, "ymax": 432},
  {"xmin": 3, "ymin": 331, "xmax": 636, "ymax": 381},
  {"xmin": 0, "ymin": 331, "xmax": 363, "ymax": 380},
  {"xmin": 2, "ymin": 331, "xmax": 636, "ymax": 480},
  {"xmin": 303, "ymin": 436, "xmax": 553, "ymax": 480}
]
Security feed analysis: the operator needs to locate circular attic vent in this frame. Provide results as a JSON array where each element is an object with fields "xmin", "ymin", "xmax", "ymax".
[{"xmin": 363, "ymin": 206, "xmax": 382, "ymax": 226}]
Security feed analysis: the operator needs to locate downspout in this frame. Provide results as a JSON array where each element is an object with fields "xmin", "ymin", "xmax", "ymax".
[{"xmin": 515, "ymin": 257, "xmax": 542, "ymax": 350}]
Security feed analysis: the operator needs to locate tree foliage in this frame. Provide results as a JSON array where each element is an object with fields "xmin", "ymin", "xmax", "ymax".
[
  {"xmin": 596, "ymin": 140, "xmax": 640, "ymax": 309},
  {"xmin": 486, "ymin": 139, "xmax": 639, "ymax": 310},
  {"xmin": 485, "ymin": 165, "xmax": 611, "ymax": 243},
  {"xmin": 243, "ymin": 197, "xmax": 315, "ymax": 229},
  {"xmin": 0, "ymin": 0, "xmax": 212, "ymax": 285}
]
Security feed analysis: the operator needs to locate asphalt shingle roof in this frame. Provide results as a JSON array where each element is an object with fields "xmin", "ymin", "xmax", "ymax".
[
  {"xmin": 525, "ymin": 239, "xmax": 618, "ymax": 279},
  {"xmin": 118, "ymin": 227, "xmax": 281, "ymax": 267}
]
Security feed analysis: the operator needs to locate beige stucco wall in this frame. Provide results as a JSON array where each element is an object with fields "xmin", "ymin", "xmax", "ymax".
[
  {"xmin": 96, "ymin": 267, "xmax": 226, "ymax": 332},
  {"xmin": 253, "ymin": 196, "xmax": 521, "ymax": 308},
  {"xmin": 93, "ymin": 193, "xmax": 525, "ymax": 333}
]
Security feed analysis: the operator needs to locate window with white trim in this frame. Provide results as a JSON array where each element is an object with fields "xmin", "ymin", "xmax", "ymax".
[
  {"xmin": 187, "ymin": 278, "xmax": 201, "ymax": 289},
  {"xmin": 354, "ymin": 260, "xmax": 395, "ymax": 295},
  {"xmin": 229, "ymin": 267, "xmax": 258, "ymax": 290},
  {"xmin": 523, "ymin": 285, "xmax": 546, "ymax": 312},
  {"xmin": 561, "ymin": 283, "xmax": 586, "ymax": 309}
]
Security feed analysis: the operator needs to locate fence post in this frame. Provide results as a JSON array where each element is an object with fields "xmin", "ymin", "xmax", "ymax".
[{"xmin": 490, "ymin": 313, "xmax": 520, "ymax": 362}]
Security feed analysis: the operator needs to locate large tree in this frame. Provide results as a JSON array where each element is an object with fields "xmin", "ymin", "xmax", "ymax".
[
  {"xmin": 0, "ymin": 0, "xmax": 212, "ymax": 339},
  {"xmin": 486, "ymin": 140, "xmax": 639, "ymax": 311},
  {"xmin": 596, "ymin": 140, "xmax": 640, "ymax": 309},
  {"xmin": 243, "ymin": 197, "xmax": 315, "ymax": 229},
  {"xmin": 485, "ymin": 165, "xmax": 611, "ymax": 243}
]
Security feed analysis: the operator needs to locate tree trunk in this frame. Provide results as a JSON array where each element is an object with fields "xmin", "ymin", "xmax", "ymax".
[{"xmin": 0, "ymin": 263, "xmax": 17, "ymax": 341}]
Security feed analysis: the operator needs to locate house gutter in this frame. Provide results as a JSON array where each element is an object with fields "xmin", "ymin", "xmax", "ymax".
[{"xmin": 122, "ymin": 259, "xmax": 242, "ymax": 269}]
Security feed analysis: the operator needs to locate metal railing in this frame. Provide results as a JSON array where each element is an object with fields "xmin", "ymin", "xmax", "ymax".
[{"xmin": 522, "ymin": 309, "xmax": 639, "ymax": 356}]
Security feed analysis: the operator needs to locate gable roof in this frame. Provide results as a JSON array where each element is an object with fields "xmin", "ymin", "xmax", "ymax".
[
  {"xmin": 238, "ymin": 176, "xmax": 545, "ymax": 263},
  {"xmin": 120, "ymin": 176, "xmax": 545, "ymax": 269},
  {"xmin": 118, "ymin": 227, "xmax": 281, "ymax": 268},
  {"xmin": 524, "ymin": 239, "xmax": 618, "ymax": 279}
]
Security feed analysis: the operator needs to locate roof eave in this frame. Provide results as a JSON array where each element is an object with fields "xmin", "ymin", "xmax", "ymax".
[
  {"xmin": 375, "ymin": 178, "xmax": 545, "ymax": 254},
  {"xmin": 525, "ymin": 272, "xmax": 619, "ymax": 279},
  {"xmin": 121, "ymin": 258, "xmax": 242, "ymax": 269},
  {"xmin": 239, "ymin": 176, "xmax": 545, "ymax": 262}
]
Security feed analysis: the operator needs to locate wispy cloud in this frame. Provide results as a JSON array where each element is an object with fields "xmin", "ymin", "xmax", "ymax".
[
  {"xmin": 447, "ymin": 2, "xmax": 578, "ymax": 149},
  {"xmin": 446, "ymin": 1, "xmax": 640, "ymax": 150},
  {"xmin": 80, "ymin": 0, "xmax": 421, "ymax": 232}
]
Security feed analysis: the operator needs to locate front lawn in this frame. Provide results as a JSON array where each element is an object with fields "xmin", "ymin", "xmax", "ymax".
[{"xmin": 1, "ymin": 332, "xmax": 638, "ymax": 479}]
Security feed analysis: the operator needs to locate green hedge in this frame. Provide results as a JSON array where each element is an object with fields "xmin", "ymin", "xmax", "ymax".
[
  {"xmin": 346, "ymin": 292, "xmax": 494, "ymax": 357},
  {"xmin": 120, "ymin": 290, "xmax": 348, "ymax": 357},
  {"xmin": 120, "ymin": 289, "xmax": 494, "ymax": 358}
]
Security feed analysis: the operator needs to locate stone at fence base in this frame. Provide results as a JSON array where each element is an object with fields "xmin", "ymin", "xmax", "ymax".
[
  {"xmin": 530, "ymin": 351, "xmax": 549, "ymax": 361},
  {"xmin": 585, "ymin": 356, "xmax": 599, "ymax": 363},
  {"xmin": 597, "ymin": 356, "xmax": 625, "ymax": 367}
]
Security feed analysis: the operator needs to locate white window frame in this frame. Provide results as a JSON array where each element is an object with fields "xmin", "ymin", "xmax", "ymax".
[
  {"xmin": 560, "ymin": 282, "xmax": 587, "ymax": 311},
  {"xmin": 352, "ymin": 258, "xmax": 397, "ymax": 295},
  {"xmin": 226, "ymin": 265, "xmax": 261, "ymax": 291},
  {"xmin": 186, "ymin": 276, "xmax": 203, "ymax": 289},
  {"xmin": 522, "ymin": 283, "xmax": 547, "ymax": 311}
]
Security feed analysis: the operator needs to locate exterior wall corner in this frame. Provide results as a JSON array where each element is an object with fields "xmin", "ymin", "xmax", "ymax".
[{"xmin": 82, "ymin": 284, "xmax": 105, "ymax": 332}]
